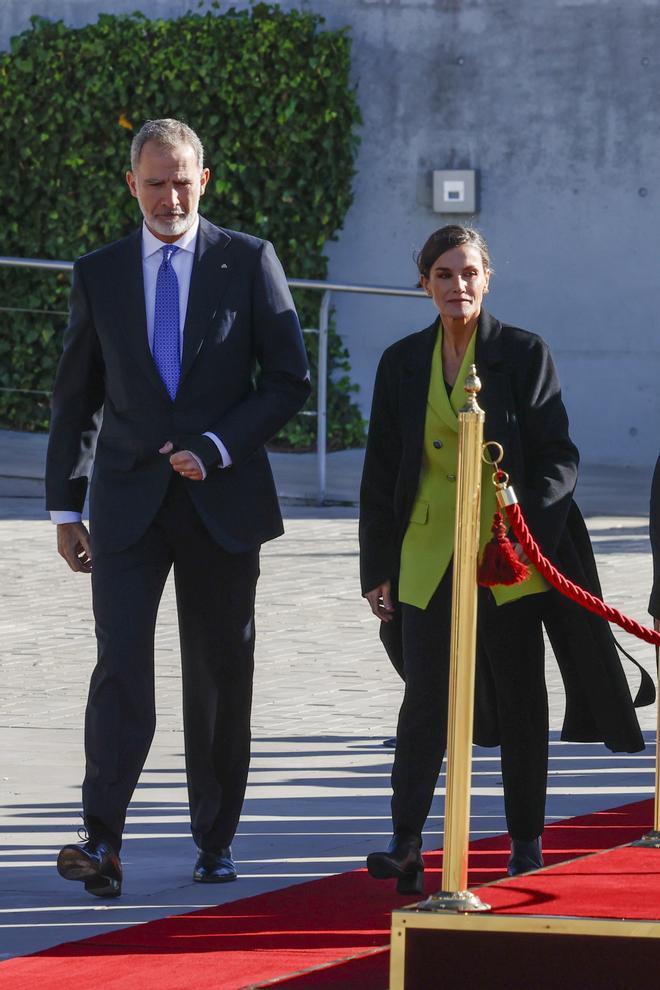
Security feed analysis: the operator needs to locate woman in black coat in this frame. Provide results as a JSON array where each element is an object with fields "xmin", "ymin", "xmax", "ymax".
[
  {"xmin": 359, "ymin": 225, "xmax": 649, "ymax": 896},
  {"xmin": 650, "ymin": 456, "xmax": 660, "ymax": 628}
]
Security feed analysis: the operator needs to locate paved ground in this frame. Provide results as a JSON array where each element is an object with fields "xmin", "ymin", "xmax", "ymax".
[{"xmin": 0, "ymin": 430, "xmax": 657, "ymax": 970}]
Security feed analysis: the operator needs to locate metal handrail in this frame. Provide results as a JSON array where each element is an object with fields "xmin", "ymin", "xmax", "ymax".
[
  {"xmin": 0, "ymin": 257, "xmax": 74, "ymax": 272},
  {"xmin": 0, "ymin": 255, "xmax": 427, "ymax": 503},
  {"xmin": 0, "ymin": 257, "xmax": 424, "ymax": 298},
  {"xmin": 289, "ymin": 277, "xmax": 425, "ymax": 298}
]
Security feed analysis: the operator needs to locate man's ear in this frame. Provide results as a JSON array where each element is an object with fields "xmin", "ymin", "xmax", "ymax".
[
  {"xmin": 199, "ymin": 167, "xmax": 210, "ymax": 196},
  {"xmin": 126, "ymin": 171, "xmax": 138, "ymax": 199}
]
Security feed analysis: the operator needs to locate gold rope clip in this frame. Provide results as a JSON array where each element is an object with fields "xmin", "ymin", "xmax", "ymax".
[{"xmin": 481, "ymin": 441, "xmax": 509, "ymax": 490}]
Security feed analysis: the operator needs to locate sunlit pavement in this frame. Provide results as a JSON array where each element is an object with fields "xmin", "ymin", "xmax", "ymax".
[{"xmin": 0, "ymin": 431, "xmax": 656, "ymax": 960}]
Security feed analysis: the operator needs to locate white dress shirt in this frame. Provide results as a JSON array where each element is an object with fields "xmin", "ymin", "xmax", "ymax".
[
  {"xmin": 51, "ymin": 216, "xmax": 231, "ymax": 524},
  {"xmin": 142, "ymin": 217, "xmax": 196, "ymax": 355}
]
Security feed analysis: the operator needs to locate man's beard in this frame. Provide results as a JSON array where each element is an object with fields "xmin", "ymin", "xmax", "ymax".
[
  {"xmin": 137, "ymin": 196, "xmax": 197, "ymax": 237},
  {"xmin": 148, "ymin": 211, "xmax": 195, "ymax": 237}
]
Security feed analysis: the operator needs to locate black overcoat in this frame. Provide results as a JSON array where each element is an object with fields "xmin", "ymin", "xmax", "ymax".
[
  {"xmin": 650, "ymin": 455, "xmax": 660, "ymax": 618},
  {"xmin": 359, "ymin": 311, "xmax": 650, "ymax": 753}
]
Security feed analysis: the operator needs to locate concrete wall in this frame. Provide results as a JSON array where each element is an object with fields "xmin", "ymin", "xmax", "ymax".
[{"xmin": 2, "ymin": 0, "xmax": 659, "ymax": 466}]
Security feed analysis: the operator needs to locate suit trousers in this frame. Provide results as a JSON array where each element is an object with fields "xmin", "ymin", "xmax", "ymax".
[
  {"xmin": 83, "ymin": 473, "xmax": 260, "ymax": 852},
  {"xmin": 391, "ymin": 566, "xmax": 549, "ymax": 843}
]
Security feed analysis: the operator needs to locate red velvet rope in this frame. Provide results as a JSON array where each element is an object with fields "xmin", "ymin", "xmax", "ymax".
[{"xmin": 504, "ymin": 499, "xmax": 660, "ymax": 648}]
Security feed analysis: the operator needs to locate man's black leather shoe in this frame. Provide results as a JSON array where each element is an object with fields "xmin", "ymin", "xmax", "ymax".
[
  {"xmin": 57, "ymin": 839, "xmax": 122, "ymax": 898},
  {"xmin": 367, "ymin": 834, "xmax": 424, "ymax": 895},
  {"xmin": 507, "ymin": 836, "xmax": 543, "ymax": 877},
  {"xmin": 193, "ymin": 848, "xmax": 237, "ymax": 883}
]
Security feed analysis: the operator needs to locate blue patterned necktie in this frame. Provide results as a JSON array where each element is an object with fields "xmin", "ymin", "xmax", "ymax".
[{"xmin": 153, "ymin": 244, "xmax": 180, "ymax": 400}]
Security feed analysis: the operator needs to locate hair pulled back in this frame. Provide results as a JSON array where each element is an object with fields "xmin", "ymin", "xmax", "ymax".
[{"xmin": 415, "ymin": 225, "xmax": 491, "ymax": 287}]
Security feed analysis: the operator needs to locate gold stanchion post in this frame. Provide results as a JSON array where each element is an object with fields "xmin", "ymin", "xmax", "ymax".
[
  {"xmin": 418, "ymin": 365, "xmax": 490, "ymax": 913},
  {"xmin": 633, "ymin": 655, "xmax": 660, "ymax": 847}
]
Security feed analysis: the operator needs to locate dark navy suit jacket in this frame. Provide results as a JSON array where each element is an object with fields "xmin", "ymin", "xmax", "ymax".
[{"xmin": 46, "ymin": 216, "xmax": 310, "ymax": 553}]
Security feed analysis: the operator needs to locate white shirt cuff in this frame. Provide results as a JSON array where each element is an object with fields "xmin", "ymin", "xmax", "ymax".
[
  {"xmin": 203, "ymin": 432, "xmax": 232, "ymax": 468},
  {"xmin": 187, "ymin": 451, "xmax": 207, "ymax": 481},
  {"xmin": 51, "ymin": 511, "xmax": 83, "ymax": 524}
]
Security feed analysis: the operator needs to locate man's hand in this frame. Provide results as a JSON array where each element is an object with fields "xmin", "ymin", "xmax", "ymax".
[
  {"xmin": 365, "ymin": 580, "xmax": 396, "ymax": 623},
  {"xmin": 57, "ymin": 522, "xmax": 93, "ymax": 573},
  {"xmin": 159, "ymin": 441, "xmax": 204, "ymax": 481}
]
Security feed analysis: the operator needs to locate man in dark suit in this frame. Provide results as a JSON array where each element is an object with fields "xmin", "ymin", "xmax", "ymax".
[
  {"xmin": 46, "ymin": 118, "xmax": 310, "ymax": 898},
  {"xmin": 650, "ymin": 455, "xmax": 660, "ymax": 630}
]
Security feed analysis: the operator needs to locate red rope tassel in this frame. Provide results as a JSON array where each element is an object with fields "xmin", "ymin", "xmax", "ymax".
[
  {"xmin": 477, "ymin": 511, "xmax": 530, "ymax": 587},
  {"xmin": 504, "ymin": 498, "xmax": 660, "ymax": 647}
]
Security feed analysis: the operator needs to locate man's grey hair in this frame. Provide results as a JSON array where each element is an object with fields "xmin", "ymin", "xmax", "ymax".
[{"xmin": 130, "ymin": 118, "xmax": 205, "ymax": 171}]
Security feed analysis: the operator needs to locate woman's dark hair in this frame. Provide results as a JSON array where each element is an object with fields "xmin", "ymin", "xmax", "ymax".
[{"xmin": 415, "ymin": 225, "xmax": 491, "ymax": 287}]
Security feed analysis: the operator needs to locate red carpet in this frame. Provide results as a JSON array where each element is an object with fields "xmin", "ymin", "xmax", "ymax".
[
  {"xmin": 398, "ymin": 842, "xmax": 660, "ymax": 989},
  {"xmin": 0, "ymin": 798, "xmax": 653, "ymax": 990},
  {"xmin": 485, "ymin": 843, "xmax": 660, "ymax": 918}
]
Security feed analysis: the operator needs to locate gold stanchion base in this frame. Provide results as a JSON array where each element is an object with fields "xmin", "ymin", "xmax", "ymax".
[
  {"xmin": 631, "ymin": 830, "xmax": 660, "ymax": 848},
  {"xmin": 417, "ymin": 889, "xmax": 491, "ymax": 913}
]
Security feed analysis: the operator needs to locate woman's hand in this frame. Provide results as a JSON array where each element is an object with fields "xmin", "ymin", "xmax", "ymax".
[
  {"xmin": 511, "ymin": 540, "xmax": 531, "ymax": 566},
  {"xmin": 365, "ymin": 581, "xmax": 396, "ymax": 622},
  {"xmin": 654, "ymin": 617, "xmax": 660, "ymax": 634}
]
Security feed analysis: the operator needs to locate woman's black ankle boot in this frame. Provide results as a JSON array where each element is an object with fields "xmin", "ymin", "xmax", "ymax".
[
  {"xmin": 507, "ymin": 836, "xmax": 543, "ymax": 876},
  {"xmin": 367, "ymin": 834, "xmax": 424, "ymax": 895}
]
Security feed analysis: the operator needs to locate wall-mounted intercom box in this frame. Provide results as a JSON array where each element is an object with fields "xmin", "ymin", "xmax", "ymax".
[{"xmin": 432, "ymin": 170, "xmax": 477, "ymax": 214}]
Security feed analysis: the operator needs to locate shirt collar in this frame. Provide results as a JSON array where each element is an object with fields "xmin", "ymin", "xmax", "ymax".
[{"xmin": 141, "ymin": 214, "xmax": 200, "ymax": 259}]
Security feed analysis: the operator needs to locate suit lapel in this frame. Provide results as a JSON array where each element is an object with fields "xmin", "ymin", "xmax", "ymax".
[
  {"xmin": 115, "ymin": 229, "xmax": 172, "ymax": 398},
  {"xmin": 404, "ymin": 312, "xmax": 506, "ymax": 431},
  {"xmin": 180, "ymin": 217, "xmax": 232, "ymax": 382},
  {"xmin": 427, "ymin": 327, "xmax": 459, "ymax": 433},
  {"xmin": 396, "ymin": 312, "xmax": 510, "ymax": 528},
  {"xmin": 404, "ymin": 311, "xmax": 510, "ymax": 445}
]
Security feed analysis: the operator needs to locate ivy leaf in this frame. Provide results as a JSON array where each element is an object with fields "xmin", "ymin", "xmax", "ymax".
[{"xmin": 0, "ymin": 5, "xmax": 363, "ymax": 448}]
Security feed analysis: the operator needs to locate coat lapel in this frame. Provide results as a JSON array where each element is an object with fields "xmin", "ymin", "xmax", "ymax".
[
  {"xmin": 179, "ymin": 217, "xmax": 232, "ymax": 382},
  {"xmin": 474, "ymin": 309, "xmax": 510, "ymax": 440},
  {"xmin": 427, "ymin": 326, "xmax": 460, "ymax": 433},
  {"xmin": 400, "ymin": 320, "xmax": 438, "ymax": 433},
  {"xmin": 398, "ymin": 321, "xmax": 438, "ymax": 497},
  {"xmin": 402, "ymin": 311, "xmax": 508, "ymax": 436}
]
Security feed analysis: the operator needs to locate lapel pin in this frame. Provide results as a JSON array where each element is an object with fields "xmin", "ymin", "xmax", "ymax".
[{"xmin": 221, "ymin": 263, "xmax": 228, "ymax": 269}]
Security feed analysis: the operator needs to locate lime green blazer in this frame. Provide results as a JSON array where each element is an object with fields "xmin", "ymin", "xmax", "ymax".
[{"xmin": 399, "ymin": 327, "xmax": 547, "ymax": 609}]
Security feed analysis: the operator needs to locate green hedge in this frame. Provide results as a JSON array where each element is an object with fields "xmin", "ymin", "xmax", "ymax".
[{"xmin": 0, "ymin": 3, "xmax": 365, "ymax": 448}]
